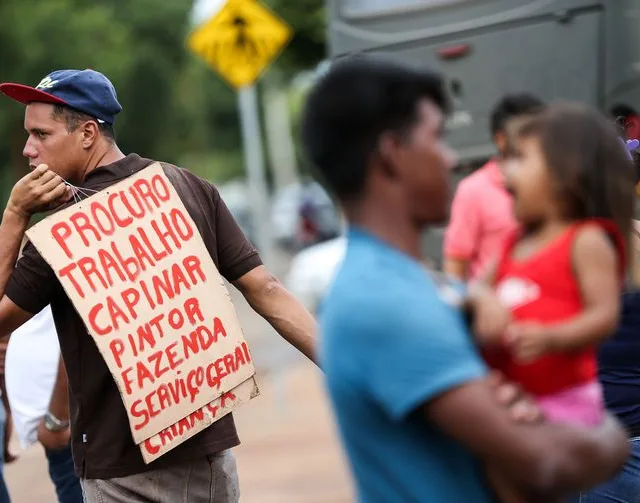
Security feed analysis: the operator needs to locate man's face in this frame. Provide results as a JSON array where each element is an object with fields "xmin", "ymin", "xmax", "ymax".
[
  {"xmin": 395, "ymin": 99, "xmax": 457, "ymax": 225},
  {"xmin": 23, "ymin": 103, "xmax": 86, "ymax": 183}
]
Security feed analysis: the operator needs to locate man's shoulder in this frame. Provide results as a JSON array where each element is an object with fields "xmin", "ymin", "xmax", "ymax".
[
  {"xmin": 329, "ymin": 248, "xmax": 415, "ymax": 299},
  {"xmin": 323, "ymin": 263, "xmax": 441, "ymax": 340},
  {"xmin": 157, "ymin": 163, "xmax": 220, "ymax": 205},
  {"xmin": 158, "ymin": 162, "xmax": 212, "ymax": 189},
  {"xmin": 323, "ymin": 270, "xmax": 397, "ymax": 324}
]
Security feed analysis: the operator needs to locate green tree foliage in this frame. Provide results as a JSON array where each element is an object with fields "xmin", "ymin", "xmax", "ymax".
[
  {"xmin": 265, "ymin": 0, "xmax": 326, "ymax": 76},
  {"xmin": 0, "ymin": 0, "xmax": 325, "ymax": 208}
]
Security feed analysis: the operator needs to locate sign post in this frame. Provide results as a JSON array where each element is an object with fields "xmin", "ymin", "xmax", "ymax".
[
  {"xmin": 237, "ymin": 85, "xmax": 272, "ymax": 265},
  {"xmin": 187, "ymin": 0, "xmax": 294, "ymax": 266}
]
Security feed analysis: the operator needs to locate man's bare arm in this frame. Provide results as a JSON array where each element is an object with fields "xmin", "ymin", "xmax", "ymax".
[
  {"xmin": 233, "ymin": 265, "xmax": 316, "ymax": 364},
  {"xmin": 426, "ymin": 377, "xmax": 629, "ymax": 496},
  {"xmin": 48, "ymin": 357, "xmax": 70, "ymax": 422},
  {"xmin": 37, "ymin": 356, "xmax": 71, "ymax": 451}
]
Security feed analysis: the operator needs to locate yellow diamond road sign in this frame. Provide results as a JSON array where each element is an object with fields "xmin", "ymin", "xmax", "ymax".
[{"xmin": 187, "ymin": 0, "xmax": 293, "ymax": 89}]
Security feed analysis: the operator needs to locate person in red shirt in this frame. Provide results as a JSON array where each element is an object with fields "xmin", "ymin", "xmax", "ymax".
[{"xmin": 444, "ymin": 94, "xmax": 545, "ymax": 281}]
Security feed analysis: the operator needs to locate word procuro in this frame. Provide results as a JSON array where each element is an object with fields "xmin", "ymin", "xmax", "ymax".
[{"xmin": 51, "ymin": 174, "xmax": 172, "ymax": 260}]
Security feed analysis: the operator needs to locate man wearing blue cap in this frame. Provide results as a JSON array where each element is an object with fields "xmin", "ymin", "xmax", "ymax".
[{"xmin": 0, "ymin": 69, "xmax": 317, "ymax": 502}]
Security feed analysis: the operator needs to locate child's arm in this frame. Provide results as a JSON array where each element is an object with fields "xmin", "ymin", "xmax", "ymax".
[
  {"xmin": 464, "ymin": 279, "xmax": 512, "ymax": 346},
  {"xmin": 507, "ymin": 226, "xmax": 620, "ymax": 362}
]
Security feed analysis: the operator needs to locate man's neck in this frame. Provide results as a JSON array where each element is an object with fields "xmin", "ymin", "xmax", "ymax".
[
  {"xmin": 80, "ymin": 142, "xmax": 125, "ymax": 182},
  {"xmin": 344, "ymin": 198, "xmax": 424, "ymax": 260}
]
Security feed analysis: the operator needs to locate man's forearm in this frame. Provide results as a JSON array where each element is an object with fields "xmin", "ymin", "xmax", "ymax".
[
  {"xmin": 499, "ymin": 414, "xmax": 630, "ymax": 496},
  {"xmin": 0, "ymin": 209, "xmax": 29, "ymax": 300},
  {"xmin": 48, "ymin": 357, "xmax": 70, "ymax": 421},
  {"xmin": 551, "ymin": 414, "xmax": 630, "ymax": 493},
  {"xmin": 244, "ymin": 279, "xmax": 316, "ymax": 364}
]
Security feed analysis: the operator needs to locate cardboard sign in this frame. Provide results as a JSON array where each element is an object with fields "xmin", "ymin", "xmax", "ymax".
[
  {"xmin": 141, "ymin": 376, "xmax": 259, "ymax": 463},
  {"xmin": 27, "ymin": 164, "xmax": 257, "ymax": 445}
]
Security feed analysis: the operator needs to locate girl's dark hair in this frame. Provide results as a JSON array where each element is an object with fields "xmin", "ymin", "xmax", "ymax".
[{"xmin": 516, "ymin": 103, "xmax": 636, "ymax": 243}]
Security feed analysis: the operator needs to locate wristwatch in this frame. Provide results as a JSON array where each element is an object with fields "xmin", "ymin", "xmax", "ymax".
[{"xmin": 43, "ymin": 411, "xmax": 70, "ymax": 432}]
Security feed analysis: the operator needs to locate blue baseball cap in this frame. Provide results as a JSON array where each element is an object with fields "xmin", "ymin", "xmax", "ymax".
[{"xmin": 0, "ymin": 69, "xmax": 122, "ymax": 125}]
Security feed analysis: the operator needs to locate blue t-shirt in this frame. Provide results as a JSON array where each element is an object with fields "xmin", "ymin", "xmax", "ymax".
[{"xmin": 320, "ymin": 228, "xmax": 494, "ymax": 503}]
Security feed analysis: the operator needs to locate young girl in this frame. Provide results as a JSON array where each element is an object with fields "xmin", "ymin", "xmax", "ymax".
[
  {"xmin": 468, "ymin": 104, "xmax": 637, "ymax": 503},
  {"xmin": 470, "ymin": 103, "xmax": 636, "ymax": 428}
]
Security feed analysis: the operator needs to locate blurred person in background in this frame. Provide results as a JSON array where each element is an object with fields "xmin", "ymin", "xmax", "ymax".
[
  {"xmin": 292, "ymin": 179, "xmax": 342, "ymax": 250},
  {"xmin": 444, "ymin": 93, "xmax": 545, "ymax": 281},
  {"xmin": 577, "ymin": 123, "xmax": 640, "ymax": 503},
  {"xmin": 303, "ymin": 53, "xmax": 629, "ymax": 503},
  {"xmin": 611, "ymin": 105, "xmax": 640, "ymax": 145},
  {"xmin": 6, "ymin": 304, "xmax": 82, "ymax": 503},
  {"xmin": 0, "ymin": 357, "xmax": 17, "ymax": 468},
  {"xmin": 0, "ymin": 343, "xmax": 10, "ymax": 502},
  {"xmin": 0, "ymin": 69, "xmax": 316, "ymax": 503},
  {"xmin": 298, "ymin": 185, "xmax": 321, "ymax": 247}
]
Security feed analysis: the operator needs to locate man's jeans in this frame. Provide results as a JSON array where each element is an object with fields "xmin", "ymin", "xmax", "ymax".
[
  {"xmin": 577, "ymin": 437, "xmax": 640, "ymax": 503},
  {"xmin": 81, "ymin": 450, "xmax": 239, "ymax": 503},
  {"xmin": 45, "ymin": 444, "xmax": 83, "ymax": 503}
]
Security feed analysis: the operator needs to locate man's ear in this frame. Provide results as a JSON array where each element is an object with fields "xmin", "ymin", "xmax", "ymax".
[
  {"xmin": 494, "ymin": 131, "xmax": 507, "ymax": 155},
  {"xmin": 81, "ymin": 121, "xmax": 100, "ymax": 149},
  {"xmin": 377, "ymin": 132, "xmax": 402, "ymax": 179}
]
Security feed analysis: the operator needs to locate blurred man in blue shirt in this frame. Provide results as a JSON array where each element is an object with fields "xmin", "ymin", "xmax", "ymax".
[{"xmin": 301, "ymin": 54, "xmax": 630, "ymax": 503}]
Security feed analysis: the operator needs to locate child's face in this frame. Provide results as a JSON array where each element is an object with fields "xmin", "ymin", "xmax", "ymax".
[{"xmin": 504, "ymin": 136, "xmax": 555, "ymax": 225}]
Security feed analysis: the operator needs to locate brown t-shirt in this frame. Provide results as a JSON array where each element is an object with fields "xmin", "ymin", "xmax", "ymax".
[{"xmin": 5, "ymin": 154, "xmax": 262, "ymax": 479}]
